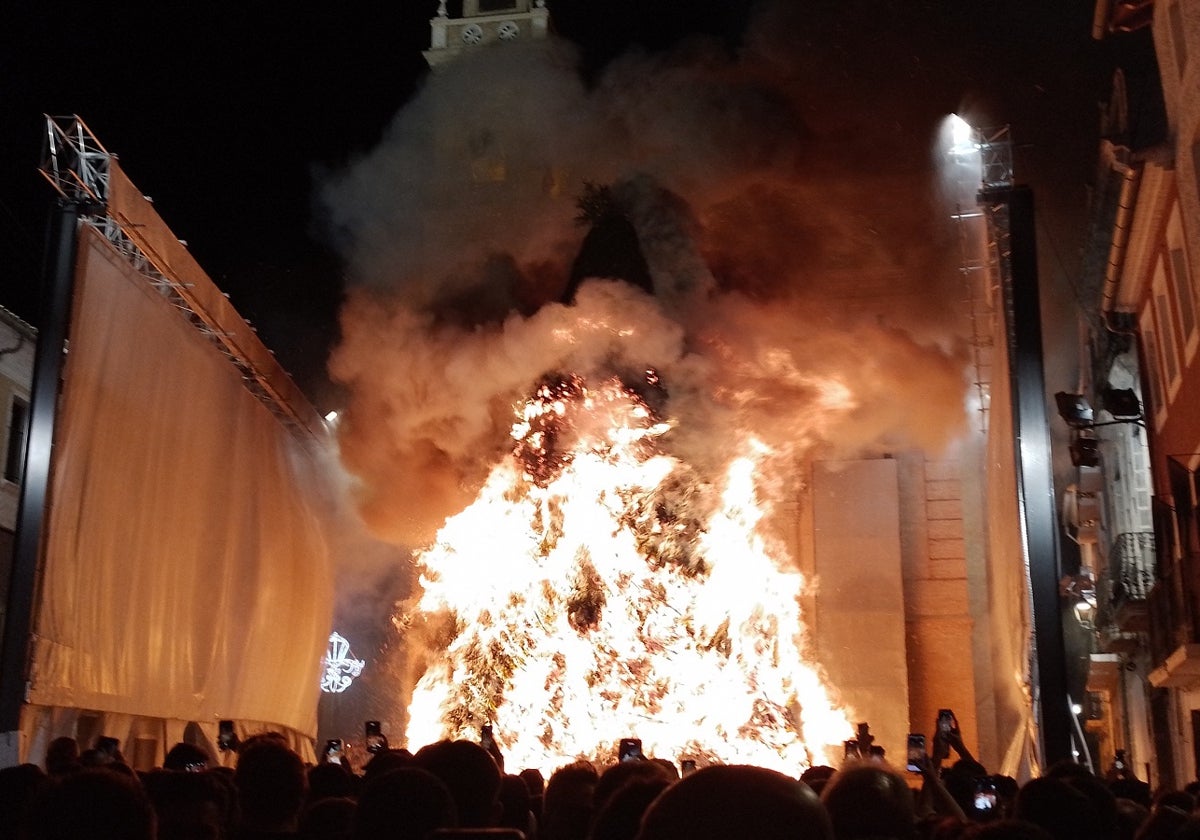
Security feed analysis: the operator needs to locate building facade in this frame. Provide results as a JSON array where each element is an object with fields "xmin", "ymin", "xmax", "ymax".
[
  {"xmin": 0, "ymin": 306, "xmax": 35, "ymax": 649},
  {"xmin": 1076, "ymin": 0, "xmax": 1200, "ymax": 790}
]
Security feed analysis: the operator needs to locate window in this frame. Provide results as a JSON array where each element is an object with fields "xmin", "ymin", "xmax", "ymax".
[
  {"xmin": 1166, "ymin": 204, "xmax": 1198, "ymax": 362},
  {"xmin": 4, "ymin": 396, "xmax": 28, "ymax": 484},
  {"xmin": 477, "ymin": 0, "xmax": 518, "ymax": 11},
  {"xmin": 1155, "ymin": 285, "xmax": 1180, "ymax": 386},
  {"xmin": 1170, "ymin": 1, "xmax": 1188, "ymax": 78},
  {"xmin": 1152, "ymin": 255, "xmax": 1183, "ymax": 403},
  {"xmin": 1140, "ymin": 316, "xmax": 1164, "ymax": 421}
]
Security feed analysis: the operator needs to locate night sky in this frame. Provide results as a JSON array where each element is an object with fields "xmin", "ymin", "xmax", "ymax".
[{"xmin": 2, "ymin": 0, "xmax": 1105, "ymax": 409}]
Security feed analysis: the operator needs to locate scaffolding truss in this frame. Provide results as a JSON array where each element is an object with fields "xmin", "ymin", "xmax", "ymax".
[
  {"xmin": 40, "ymin": 115, "xmax": 111, "ymax": 206},
  {"xmin": 949, "ymin": 122, "xmax": 1014, "ymax": 435},
  {"xmin": 35, "ymin": 115, "xmax": 323, "ymax": 442}
]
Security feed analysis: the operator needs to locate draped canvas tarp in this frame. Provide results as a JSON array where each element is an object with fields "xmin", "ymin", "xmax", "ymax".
[
  {"xmin": 983, "ymin": 290, "xmax": 1040, "ymax": 780},
  {"xmin": 20, "ymin": 194, "xmax": 334, "ymax": 764}
]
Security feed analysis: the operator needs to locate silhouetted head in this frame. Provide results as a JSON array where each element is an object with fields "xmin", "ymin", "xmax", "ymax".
[
  {"xmin": 1112, "ymin": 797, "xmax": 1150, "ymax": 840},
  {"xmin": 590, "ymin": 777, "xmax": 671, "ymax": 840},
  {"xmin": 163, "ymin": 741, "xmax": 212, "ymax": 772},
  {"xmin": 820, "ymin": 762, "xmax": 915, "ymax": 840},
  {"xmin": 361, "ymin": 747, "xmax": 414, "ymax": 781},
  {"xmin": 351, "ymin": 766, "xmax": 457, "ymax": 840},
  {"xmin": 26, "ymin": 767, "xmax": 156, "ymax": 840},
  {"xmin": 595, "ymin": 760, "xmax": 676, "ymax": 814},
  {"xmin": 543, "ymin": 760, "xmax": 600, "ymax": 840},
  {"xmin": 414, "ymin": 739, "xmax": 504, "ymax": 827},
  {"xmin": 1059, "ymin": 772, "xmax": 1117, "ymax": 840},
  {"xmin": 520, "ymin": 768, "xmax": 546, "ymax": 797},
  {"xmin": 0, "ymin": 763, "xmax": 49, "ymax": 838},
  {"xmin": 1153, "ymin": 789, "xmax": 1196, "ymax": 813},
  {"xmin": 308, "ymin": 759, "xmax": 359, "ymax": 802},
  {"xmin": 499, "ymin": 773, "xmax": 535, "ymax": 835},
  {"xmin": 44, "ymin": 736, "xmax": 80, "ymax": 777},
  {"xmin": 233, "ymin": 737, "xmax": 308, "ymax": 831},
  {"xmin": 1109, "ymin": 778, "xmax": 1151, "ymax": 808},
  {"xmin": 1012, "ymin": 776, "xmax": 1101, "ymax": 840},
  {"xmin": 300, "ymin": 795, "xmax": 357, "ymax": 840},
  {"xmin": 636, "ymin": 764, "xmax": 830, "ymax": 840},
  {"xmin": 141, "ymin": 768, "xmax": 228, "ymax": 840},
  {"xmin": 1134, "ymin": 805, "xmax": 1190, "ymax": 840}
]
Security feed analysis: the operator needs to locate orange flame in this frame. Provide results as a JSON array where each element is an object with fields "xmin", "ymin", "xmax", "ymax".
[{"xmin": 401, "ymin": 374, "xmax": 851, "ymax": 776}]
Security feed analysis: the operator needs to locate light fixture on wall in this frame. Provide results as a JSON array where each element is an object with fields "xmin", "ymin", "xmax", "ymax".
[
  {"xmin": 1055, "ymin": 387, "xmax": 1145, "ymax": 468},
  {"xmin": 1059, "ymin": 572, "xmax": 1098, "ymax": 629}
]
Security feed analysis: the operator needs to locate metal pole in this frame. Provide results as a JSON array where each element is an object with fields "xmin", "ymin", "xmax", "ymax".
[
  {"xmin": 0, "ymin": 199, "xmax": 84, "ymax": 738},
  {"xmin": 1004, "ymin": 185, "xmax": 1073, "ymax": 766}
]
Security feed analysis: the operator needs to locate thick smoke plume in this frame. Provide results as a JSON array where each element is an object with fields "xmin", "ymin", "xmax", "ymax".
[{"xmin": 320, "ymin": 2, "xmax": 970, "ymax": 549}]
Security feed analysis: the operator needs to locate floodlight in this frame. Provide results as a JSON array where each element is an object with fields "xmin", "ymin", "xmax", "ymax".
[
  {"xmin": 1055, "ymin": 392, "xmax": 1094, "ymax": 429},
  {"xmin": 1101, "ymin": 387, "xmax": 1141, "ymax": 421}
]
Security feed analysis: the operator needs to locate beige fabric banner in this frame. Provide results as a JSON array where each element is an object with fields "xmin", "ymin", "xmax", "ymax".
[{"xmin": 25, "ymin": 223, "xmax": 333, "ymax": 747}]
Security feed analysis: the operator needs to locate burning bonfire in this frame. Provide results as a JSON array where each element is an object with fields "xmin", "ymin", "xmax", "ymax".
[
  {"xmin": 399, "ymin": 363, "xmax": 853, "ymax": 775},
  {"xmin": 324, "ymin": 28, "xmax": 972, "ymax": 780}
]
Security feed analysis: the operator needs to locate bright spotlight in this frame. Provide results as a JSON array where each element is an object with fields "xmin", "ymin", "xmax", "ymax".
[
  {"xmin": 948, "ymin": 114, "xmax": 977, "ymax": 157},
  {"xmin": 324, "ymin": 410, "xmax": 339, "ymax": 424}
]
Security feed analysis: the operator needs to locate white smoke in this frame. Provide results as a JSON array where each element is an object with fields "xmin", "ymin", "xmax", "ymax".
[{"xmin": 317, "ymin": 0, "xmax": 970, "ymax": 546}]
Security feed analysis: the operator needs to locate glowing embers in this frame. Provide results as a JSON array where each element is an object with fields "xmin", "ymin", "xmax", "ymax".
[
  {"xmin": 510, "ymin": 371, "xmax": 669, "ymax": 486},
  {"xmin": 402, "ymin": 377, "xmax": 849, "ymax": 775},
  {"xmin": 322, "ymin": 632, "xmax": 366, "ymax": 693}
]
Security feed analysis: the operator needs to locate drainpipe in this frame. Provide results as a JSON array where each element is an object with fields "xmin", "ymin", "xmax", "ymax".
[{"xmin": 1101, "ymin": 152, "xmax": 1141, "ymax": 334}]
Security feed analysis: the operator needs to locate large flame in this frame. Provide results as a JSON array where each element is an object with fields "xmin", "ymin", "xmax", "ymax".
[{"xmin": 400, "ymin": 371, "xmax": 852, "ymax": 776}]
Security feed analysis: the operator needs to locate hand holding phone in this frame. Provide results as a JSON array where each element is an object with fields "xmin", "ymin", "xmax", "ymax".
[
  {"xmin": 365, "ymin": 720, "xmax": 387, "ymax": 754},
  {"xmin": 218, "ymin": 720, "xmax": 238, "ymax": 753},
  {"xmin": 905, "ymin": 734, "xmax": 927, "ymax": 773},
  {"xmin": 95, "ymin": 736, "xmax": 120, "ymax": 764},
  {"xmin": 974, "ymin": 777, "xmax": 997, "ymax": 812},
  {"xmin": 618, "ymin": 738, "xmax": 643, "ymax": 762}
]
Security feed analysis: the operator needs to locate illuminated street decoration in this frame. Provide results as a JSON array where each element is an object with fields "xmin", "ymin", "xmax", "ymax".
[{"xmin": 321, "ymin": 631, "xmax": 366, "ymax": 693}]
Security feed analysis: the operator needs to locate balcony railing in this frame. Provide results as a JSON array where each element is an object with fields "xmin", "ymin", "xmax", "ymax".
[{"xmin": 1110, "ymin": 531, "xmax": 1155, "ymax": 603}]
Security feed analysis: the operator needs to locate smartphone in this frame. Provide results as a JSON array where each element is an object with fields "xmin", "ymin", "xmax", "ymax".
[
  {"xmin": 218, "ymin": 720, "xmax": 236, "ymax": 752},
  {"xmin": 618, "ymin": 738, "xmax": 643, "ymax": 763},
  {"xmin": 937, "ymin": 709, "xmax": 957, "ymax": 736},
  {"xmin": 481, "ymin": 724, "xmax": 498, "ymax": 754},
  {"xmin": 324, "ymin": 738, "xmax": 343, "ymax": 764},
  {"xmin": 843, "ymin": 739, "xmax": 860, "ymax": 761},
  {"xmin": 95, "ymin": 736, "xmax": 119, "ymax": 758},
  {"xmin": 906, "ymin": 733, "xmax": 926, "ymax": 772},
  {"xmin": 974, "ymin": 777, "xmax": 997, "ymax": 812},
  {"xmin": 365, "ymin": 720, "xmax": 387, "ymax": 754},
  {"xmin": 681, "ymin": 759, "xmax": 697, "ymax": 777}
]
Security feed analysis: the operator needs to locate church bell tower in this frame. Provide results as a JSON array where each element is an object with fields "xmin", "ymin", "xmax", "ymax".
[{"xmin": 425, "ymin": 0, "xmax": 550, "ymax": 66}]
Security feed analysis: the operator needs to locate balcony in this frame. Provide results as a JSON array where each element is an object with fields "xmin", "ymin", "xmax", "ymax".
[{"xmin": 1109, "ymin": 531, "xmax": 1154, "ymax": 633}]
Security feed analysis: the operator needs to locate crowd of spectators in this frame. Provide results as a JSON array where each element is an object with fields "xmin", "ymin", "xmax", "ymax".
[{"xmin": 1, "ymin": 720, "xmax": 1197, "ymax": 840}]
